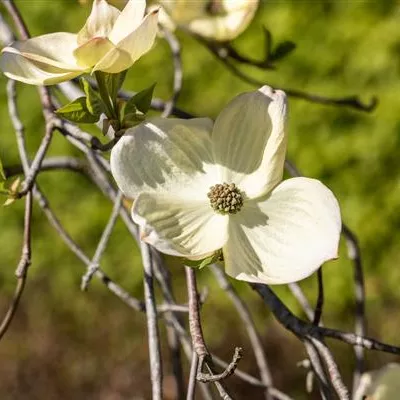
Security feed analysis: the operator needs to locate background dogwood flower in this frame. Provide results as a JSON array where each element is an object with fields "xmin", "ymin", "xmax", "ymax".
[
  {"xmin": 354, "ymin": 364, "xmax": 400, "ymax": 400},
  {"xmin": 110, "ymin": 85, "xmax": 341, "ymax": 284},
  {"xmin": 0, "ymin": 0, "xmax": 158, "ymax": 85},
  {"xmin": 152, "ymin": 0, "xmax": 259, "ymax": 42}
]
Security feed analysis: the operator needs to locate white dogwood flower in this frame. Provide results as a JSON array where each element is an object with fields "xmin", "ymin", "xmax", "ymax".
[
  {"xmin": 110, "ymin": 86, "xmax": 341, "ymax": 284},
  {"xmin": 0, "ymin": 0, "xmax": 158, "ymax": 85},
  {"xmin": 153, "ymin": 0, "xmax": 259, "ymax": 42},
  {"xmin": 354, "ymin": 364, "xmax": 400, "ymax": 400}
]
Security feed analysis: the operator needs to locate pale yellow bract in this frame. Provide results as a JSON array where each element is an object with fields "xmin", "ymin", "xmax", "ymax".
[
  {"xmin": 0, "ymin": 0, "xmax": 158, "ymax": 85},
  {"xmin": 110, "ymin": 85, "xmax": 342, "ymax": 285}
]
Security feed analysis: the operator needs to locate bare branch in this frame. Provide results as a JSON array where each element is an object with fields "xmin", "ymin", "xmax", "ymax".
[
  {"xmin": 309, "ymin": 337, "xmax": 350, "ymax": 400},
  {"xmin": 313, "ymin": 269, "xmax": 324, "ymax": 326},
  {"xmin": 185, "ymin": 267, "xmax": 209, "ymax": 359},
  {"xmin": 2, "ymin": 0, "xmax": 30, "ymax": 40},
  {"xmin": 4, "ymin": 157, "xmax": 88, "ymax": 178},
  {"xmin": 185, "ymin": 266, "xmax": 235, "ymax": 399},
  {"xmin": 34, "ymin": 185, "xmax": 146, "ymax": 312},
  {"xmin": 187, "ymin": 352, "xmax": 199, "ymax": 400},
  {"xmin": 0, "ymin": 276, "xmax": 27, "ymax": 341},
  {"xmin": 141, "ymin": 243, "xmax": 163, "ymax": 400},
  {"xmin": 211, "ymin": 265, "xmax": 273, "ymax": 399},
  {"xmin": 17, "ymin": 122, "xmax": 55, "ymax": 197},
  {"xmin": 0, "ymin": 10, "xmax": 15, "ymax": 44},
  {"xmin": 81, "ymin": 191, "xmax": 123, "ymax": 290},
  {"xmin": 0, "ymin": 191, "xmax": 32, "ymax": 340},
  {"xmin": 303, "ymin": 339, "xmax": 332, "ymax": 399},
  {"xmin": 160, "ymin": 26, "xmax": 183, "ymax": 118},
  {"xmin": 252, "ymin": 284, "xmax": 400, "ymax": 355},
  {"xmin": 197, "ymin": 348, "xmax": 243, "ymax": 383},
  {"xmin": 204, "ymin": 42, "xmax": 377, "ymax": 112},
  {"xmin": 288, "ymin": 282, "xmax": 317, "ymax": 323},
  {"xmin": 342, "ymin": 224, "xmax": 366, "ymax": 393},
  {"xmin": 152, "ymin": 256, "xmax": 185, "ymax": 400}
]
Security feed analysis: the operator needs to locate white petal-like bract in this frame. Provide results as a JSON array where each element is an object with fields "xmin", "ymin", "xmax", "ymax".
[
  {"xmin": 110, "ymin": 117, "xmax": 217, "ymax": 198},
  {"xmin": 223, "ymin": 177, "xmax": 341, "ymax": 284},
  {"xmin": 110, "ymin": 85, "xmax": 342, "ymax": 285},
  {"xmin": 212, "ymin": 86, "xmax": 287, "ymax": 199},
  {"xmin": 132, "ymin": 191, "xmax": 229, "ymax": 258}
]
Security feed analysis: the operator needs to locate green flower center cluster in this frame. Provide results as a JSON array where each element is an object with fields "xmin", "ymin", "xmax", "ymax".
[{"xmin": 207, "ymin": 183, "xmax": 244, "ymax": 214}]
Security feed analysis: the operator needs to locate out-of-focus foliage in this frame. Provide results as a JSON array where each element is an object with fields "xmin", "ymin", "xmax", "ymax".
[{"xmin": 0, "ymin": 0, "xmax": 400, "ymax": 398}]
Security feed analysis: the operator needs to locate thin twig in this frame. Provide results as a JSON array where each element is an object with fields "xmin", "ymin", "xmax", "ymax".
[
  {"xmin": 313, "ymin": 269, "xmax": 324, "ymax": 326},
  {"xmin": 15, "ymin": 190, "xmax": 33, "ymax": 277},
  {"xmin": 185, "ymin": 267, "xmax": 234, "ymax": 399},
  {"xmin": 160, "ymin": 26, "xmax": 183, "ymax": 118},
  {"xmin": 185, "ymin": 267, "xmax": 209, "ymax": 359},
  {"xmin": 288, "ymin": 282, "xmax": 317, "ymax": 323},
  {"xmin": 4, "ymin": 157, "xmax": 88, "ymax": 178},
  {"xmin": 198, "ymin": 348, "xmax": 243, "ymax": 383},
  {"xmin": 152, "ymin": 255, "xmax": 185, "ymax": 400},
  {"xmin": 187, "ymin": 352, "xmax": 199, "ymax": 400},
  {"xmin": 1, "ymin": 77, "xmax": 35, "ymax": 342},
  {"xmin": 252, "ymin": 284, "xmax": 400, "ymax": 355},
  {"xmin": 0, "ymin": 10, "xmax": 15, "ymax": 45},
  {"xmin": 2, "ymin": 0, "xmax": 30, "ymax": 40},
  {"xmin": 17, "ymin": 123, "xmax": 55, "ymax": 197},
  {"xmin": 204, "ymin": 40, "xmax": 273, "ymax": 70},
  {"xmin": 150, "ymin": 259, "xmax": 213, "ymax": 400},
  {"xmin": 142, "ymin": 242, "xmax": 163, "ymax": 400},
  {"xmin": 0, "ymin": 191, "xmax": 32, "ymax": 340},
  {"xmin": 211, "ymin": 265, "xmax": 273, "ymax": 399},
  {"xmin": 342, "ymin": 224, "xmax": 366, "ymax": 394},
  {"xmin": 33, "ymin": 185, "xmax": 146, "ymax": 312},
  {"xmin": 309, "ymin": 337, "xmax": 350, "ymax": 400},
  {"xmin": 303, "ymin": 339, "xmax": 331, "ymax": 400},
  {"xmin": 210, "ymin": 52, "xmax": 377, "ymax": 112},
  {"xmin": 81, "ymin": 191, "xmax": 123, "ymax": 290},
  {"xmin": 285, "ymin": 158, "xmax": 366, "ymax": 390},
  {"xmin": 0, "ymin": 277, "xmax": 27, "ymax": 341}
]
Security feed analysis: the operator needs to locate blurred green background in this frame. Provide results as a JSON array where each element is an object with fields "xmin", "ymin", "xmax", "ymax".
[{"xmin": 0, "ymin": 0, "xmax": 400, "ymax": 398}]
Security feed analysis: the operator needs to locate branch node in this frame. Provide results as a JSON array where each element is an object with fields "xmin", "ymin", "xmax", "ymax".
[{"xmin": 197, "ymin": 347, "xmax": 243, "ymax": 383}]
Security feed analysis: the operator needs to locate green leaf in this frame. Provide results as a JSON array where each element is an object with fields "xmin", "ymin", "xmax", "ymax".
[
  {"xmin": 55, "ymin": 97, "xmax": 100, "ymax": 124},
  {"xmin": 184, "ymin": 251, "xmax": 222, "ymax": 270},
  {"xmin": 270, "ymin": 41, "xmax": 296, "ymax": 62},
  {"xmin": 0, "ymin": 156, "xmax": 6, "ymax": 182},
  {"xmin": 126, "ymin": 83, "xmax": 156, "ymax": 115},
  {"xmin": 104, "ymin": 71, "xmax": 127, "ymax": 100},
  {"xmin": 80, "ymin": 78, "xmax": 103, "ymax": 117}
]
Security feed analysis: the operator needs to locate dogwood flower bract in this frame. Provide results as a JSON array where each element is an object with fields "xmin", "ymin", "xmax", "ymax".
[
  {"xmin": 354, "ymin": 364, "xmax": 400, "ymax": 400},
  {"xmin": 153, "ymin": 0, "xmax": 259, "ymax": 42},
  {"xmin": 0, "ymin": 0, "xmax": 158, "ymax": 85},
  {"xmin": 110, "ymin": 86, "xmax": 341, "ymax": 284}
]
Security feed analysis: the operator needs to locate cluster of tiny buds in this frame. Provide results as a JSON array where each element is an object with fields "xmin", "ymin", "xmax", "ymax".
[{"xmin": 207, "ymin": 182, "xmax": 244, "ymax": 215}]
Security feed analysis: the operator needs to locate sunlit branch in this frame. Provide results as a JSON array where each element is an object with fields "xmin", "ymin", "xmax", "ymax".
[
  {"xmin": 81, "ymin": 191, "xmax": 123, "ymax": 291},
  {"xmin": 141, "ymin": 243, "xmax": 163, "ymax": 400},
  {"xmin": 185, "ymin": 266, "xmax": 237, "ymax": 399},
  {"xmin": 252, "ymin": 284, "xmax": 400, "ymax": 355},
  {"xmin": 160, "ymin": 26, "xmax": 183, "ymax": 118},
  {"xmin": 211, "ymin": 265, "xmax": 274, "ymax": 400}
]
